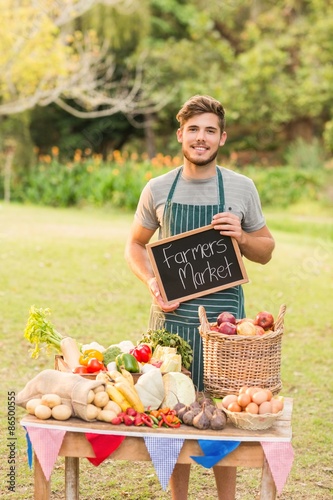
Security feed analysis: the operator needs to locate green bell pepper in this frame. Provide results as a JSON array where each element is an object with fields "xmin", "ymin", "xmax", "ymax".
[{"xmin": 115, "ymin": 353, "xmax": 140, "ymax": 373}]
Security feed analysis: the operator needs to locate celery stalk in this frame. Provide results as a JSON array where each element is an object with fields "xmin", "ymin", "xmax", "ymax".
[{"xmin": 24, "ymin": 305, "xmax": 64, "ymax": 359}]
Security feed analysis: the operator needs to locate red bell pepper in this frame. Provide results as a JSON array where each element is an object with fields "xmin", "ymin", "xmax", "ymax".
[{"xmin": 129, "ymin": 344, "xmax": 152, "ymax": 363}]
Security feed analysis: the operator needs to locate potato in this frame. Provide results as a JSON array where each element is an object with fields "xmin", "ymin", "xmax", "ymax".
[
  {"xmin": 86, "ymin": 404, "xmax": 99, "ymax": 421},
  {"xmin": 93, "ymin": 391, "xmax": 109, "ymax": 408},
  {"xmin": 26, "ymin": 398, "xmax": 43, "ymax": 415},
  {"xmin": 87, "ymin": 390, "xmax": 95, "ymax": 404},
  {"xmin": 51, "ymin": 405, "xmax": 72, "ymax": 421},
  {"xmin": 97, "ymin": 410, "xmax": 117, "ymax": 422},
  {"xmin": 34, "ymin": 405, "xmax": 52, "ymax": 420},
  {"xmin": 103, "ymin": 400, "xmax": 122, "ymax": 415},
  {"xmin": 93, "ymin": 386, "xmax": 105, "ymax": 394},
  {"xmin": 41, "ymin": 394, "xmax": 62, "ymax": 408}
]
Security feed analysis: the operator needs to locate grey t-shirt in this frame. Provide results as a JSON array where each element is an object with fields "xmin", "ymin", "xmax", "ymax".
[{"xmin": 135, "ymin": 166, "xmax": 265, "ymax": 234}]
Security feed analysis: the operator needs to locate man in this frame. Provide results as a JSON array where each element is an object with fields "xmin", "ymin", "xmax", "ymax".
[{"xmin": 125, "ymin": 95, "xmax": 275, "ymax": 500}]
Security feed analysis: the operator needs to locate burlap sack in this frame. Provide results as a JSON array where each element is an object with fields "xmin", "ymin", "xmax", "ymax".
[{"xmin": 16, "ymin": 369, "xmax": 105, "ymax": 421}]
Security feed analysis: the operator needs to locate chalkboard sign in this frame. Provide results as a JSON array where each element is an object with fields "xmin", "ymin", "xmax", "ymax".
[{"xmin": 146, "ymin": 224, "xmax": 249, "ymax": 303}]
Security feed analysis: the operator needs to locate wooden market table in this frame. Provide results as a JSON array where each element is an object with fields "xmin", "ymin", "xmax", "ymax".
[{"xmin": 21, "ymin": 398, "xmax": 293, "ymax": 500}]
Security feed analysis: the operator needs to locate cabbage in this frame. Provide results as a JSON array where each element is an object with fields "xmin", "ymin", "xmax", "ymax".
[
  {"xmin": 162, "ymin": 372, "xmax": 196, "ymax": 407},
  {"xmin": 160, "ymin": 354, "xmax": 181, "ymax": 373},
  {"xmin": 135, "ymin": 368, "xmax": 165, "ymax": 410}
]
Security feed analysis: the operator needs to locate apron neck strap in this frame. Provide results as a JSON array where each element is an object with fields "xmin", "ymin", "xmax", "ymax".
[
  {"xmin": 166, "ymin": 166, "xmax": 225, "ymax": 206},
  {"xmin": 166, "ymin": 167, "xmax": 182, "ymax": 203},
  {"xmin": 216, "ymin": 166, "xmax": 225, "ymax": 206}
]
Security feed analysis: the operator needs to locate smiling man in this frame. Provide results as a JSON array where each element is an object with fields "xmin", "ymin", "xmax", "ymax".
[{"xmin": 125, "ymin": 95, "xmax": 275, "ymax": 500}]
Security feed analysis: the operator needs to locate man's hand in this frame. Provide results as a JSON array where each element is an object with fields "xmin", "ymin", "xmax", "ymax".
[
  {"xmin": 147, "ymin": 277, "xmax": 180, "ymax": 312},
  {"xmin": 211, "ymin": 212, "xmax": 275, "ymax": 265},
  {"xmin": 211, "ymin": 212, "xmax": 243, "ymax": 243}
]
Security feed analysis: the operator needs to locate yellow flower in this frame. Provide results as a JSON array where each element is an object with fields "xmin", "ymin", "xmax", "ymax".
[{"xmin": 51, "ymin": 146, "xmax": 59, "ymax": 156}]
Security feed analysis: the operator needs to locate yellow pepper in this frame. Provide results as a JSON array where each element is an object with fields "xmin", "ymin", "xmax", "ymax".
[{"xmin": 79, "ymin": 349, "xmax": 104, "ymax": 366}]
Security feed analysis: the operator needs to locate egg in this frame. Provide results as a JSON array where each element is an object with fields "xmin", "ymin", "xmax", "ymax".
[
  {"xmin": 259, "ymin": 401, "xmax": 273, "ymax": 414},
  {"xmin": 228, "ymin": 401, "xmax": 242, "ymax": 412},
  {"xmin": 239, "ymin": 385, "xmax": 249, "ymax": 395},
  {"xmin": 245, "ymin": 402, "xmax": 259, "ymax": 414},
  {"xmin": 245, "ymin": 386, "xmax": 261, "ymax": 398},
  {"xmin": 237, "ymin": 393, "xmax": 251, "ymax": 408},
  {"xmin": 252, "ymin": 390, "xmax": 269, "ymax": 406},
  {"xmin": 264, "ymin": 389, "xmax": 273, "ymax": 401},
  {"xmin": 271, "ymin": 397, "xmax": 284, "ymax": 413},
  {"xmin": 222, "ymin": 394, "xmax": 238, "ymax": 409}
]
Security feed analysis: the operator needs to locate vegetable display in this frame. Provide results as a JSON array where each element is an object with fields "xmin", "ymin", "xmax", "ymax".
[{"xmin": 21, "ymin": 304, "xmax": 286, "ymax": 434}]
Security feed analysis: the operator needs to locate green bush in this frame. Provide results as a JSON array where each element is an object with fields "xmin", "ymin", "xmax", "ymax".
[
  {"xmin": 284, "ymin": 137, "xmax": 325, "ymax": 170},
  {"xmin": 242, "ymin": 166, "xmax": 325, "ymax": 208},
  {"xmin": 3, "ymin": 151, "xmax": 329, "ymax": 209}
]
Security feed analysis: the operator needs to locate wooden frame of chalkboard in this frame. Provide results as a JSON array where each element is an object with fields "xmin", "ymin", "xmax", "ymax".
[{"xmin": 146, "ymin": 224, "xmax": 249, "ymax": 304}]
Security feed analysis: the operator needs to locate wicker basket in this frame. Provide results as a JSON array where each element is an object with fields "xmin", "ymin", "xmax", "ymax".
[
  {"xmin": 199, "ymin": 304, "xmax": 286, "ymax": 398},
  {"xmin": 223, "ymin": 408, "xmax": 283, "ymax": 431}
]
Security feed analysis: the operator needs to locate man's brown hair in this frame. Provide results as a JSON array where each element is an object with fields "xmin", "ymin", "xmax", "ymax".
[{"xmin": 176, "ymin": 95, "xmax": 226, "ymax": 132}]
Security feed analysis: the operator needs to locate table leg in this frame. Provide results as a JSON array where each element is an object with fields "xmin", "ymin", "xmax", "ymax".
[
  {"xmin": 65, "ymin": 457, "xmax": 79, "ymax": 500},
  {"xmin": 260, "ymin": 456, "xmax": 277, "ymax": 500},
  {"xmin": 34, "ymin": 452, "xmax": 50, "ymax": 500}
]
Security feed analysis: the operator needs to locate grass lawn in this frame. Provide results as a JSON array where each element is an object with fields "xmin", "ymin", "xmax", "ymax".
[{"xmin": 0, "ymin": 202, "xmax": 332, "ymax": 499}]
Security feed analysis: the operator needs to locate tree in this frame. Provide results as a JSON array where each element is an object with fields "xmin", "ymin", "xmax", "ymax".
[
  {"xmin": 143, "ymin": 0, "xmax": 333, "ymax": 156},
  {"xmin": 0, "ymin": 0, "xmax": 170, "ymax": 119}
]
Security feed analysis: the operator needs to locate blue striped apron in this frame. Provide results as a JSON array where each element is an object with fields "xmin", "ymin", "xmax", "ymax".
[{"xmin": 149, "ymin": 167, "xmax": 245, "ymax": 391}]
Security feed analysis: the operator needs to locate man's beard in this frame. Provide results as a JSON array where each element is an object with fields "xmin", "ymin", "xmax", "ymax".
[{"xmin": 183, "ymin": 147, "xmax": 218, "ymax": 167}]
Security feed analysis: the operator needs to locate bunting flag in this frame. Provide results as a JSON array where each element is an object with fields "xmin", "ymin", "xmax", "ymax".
[
  {"xmin": 144, "ymin": 436, "xmax": 184, "ymax": 490},
  {"xmin": 23, "ymin": 427, "xmax": 33, "ymax": 469},
  {"xmin": 191, "ymin": 440, "xmax": 241, "ymax": 468},
  {"xmin": 25, "ymin": 427, "xmax": 66, "ymax": 481},
  {"xmin": 85, "ymin": 434, "xmax": 125, "ymax": 466},
  {"xmin": 261, "ymin": 442, "xmax": 295, "ymax": 494}
]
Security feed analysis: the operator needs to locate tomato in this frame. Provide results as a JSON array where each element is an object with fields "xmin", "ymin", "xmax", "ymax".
[
  {"xmin": 129, "ymin": 344, "xmax": 152, "ymax": 363},
  {"xmin": 72, "ymin": 366, "xmax": 89, "ymax": 374},
  {"xmin": 87, "ymin": 358, "xmax": 107, "ymax": 373}
]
